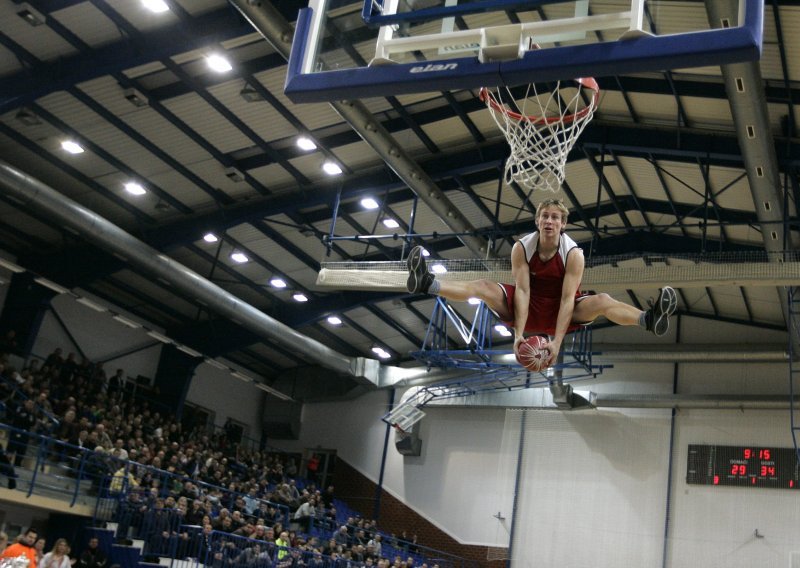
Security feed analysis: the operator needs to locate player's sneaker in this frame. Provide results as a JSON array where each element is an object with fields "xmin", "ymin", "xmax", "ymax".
[
  {"xmin": 406, "ymin": 246, "xmax": 434, "ymax": 294},
  {"xmin": 645, "ymin": 286, "xmax": 677, "ymax": 337}
]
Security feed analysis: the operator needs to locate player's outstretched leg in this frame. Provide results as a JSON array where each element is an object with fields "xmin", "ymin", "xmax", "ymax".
[
  {"xmin": 645, "ymin": 286, "xmax": 677, "ymax": 336},
  {"xmin": 406, "ymin": 245, "xmax": 434, "ymax": 294}
]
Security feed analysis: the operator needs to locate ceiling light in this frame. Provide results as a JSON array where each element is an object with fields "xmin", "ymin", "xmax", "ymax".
[
  {"xmin": 382, "ymin": 218, "xmax": 400, "ymax": 229},
  {"xmin": 16, "ymin": 3, "xmax": 45, "ymax": 26},
  {"xmin": 371, "ymin": 346, "xmax": 391, "ymax": 359},
  {"xmin": 142, "ymin": 0, "xmax": 169, "ymax": 12},
  {"xmin": 76, "ymin": 297, "xmax": 107, "ymax": 312},
  {"xmin": 124, "ymin": 182, "xmax": 146, "ymax": 196},
  {"xmin": 360, "ymin": 197, "xmax": 379, "ymax": 210},
  {"xmin": 61, "ymin": 140, "xmax": 84, "ymax": 154},
  {"xmin": 494, "ymin": 325, "xmax": 512, "ymax": 337},
  {"xmin": 123, "ymin": 87, "xmax": 149, "ymax": 107},
  {"xmin": 322, "ymin": 161, "xmax": 342, "ymax": 176},
  {"xmin": 431, "ymin": 264, "xmax": 447, "ymax": 274},
  {"xmin": 113, "ymin": 314, "xmax": 142, "ymax": 329},
  {"xmin": 176, "ymin": 344, "xmax": 202, "ymax": 357},
  {"xmin": 296, "ymin": 136, "xmax": 317, "ymax": 151},
  {"xmin": 230, "ymin": 252, "xmax": 249, "ymax": 264},
  {"xmin": 421, "ymin": 248, "xmax": 430, "ymax": 257},
  {"xmin": 239, "ymin": 84, "xmax": 263, "ymax": 102},
  {"xmin": 468, "ymin": 297, "xmax": 481, "ymax": 305},
  {"xmin": 15, "ymin": 108, "xmax": 41, "ymax": 126},
  {"xmin": 231, "ymin": 371, "xmax": 253, "ymax": 382},
  {"xmin": 146, "ymin": 330, "xmax": 172, "ymax": 344},
  {"xmin": 0, "ymin": 258, "xmax": 25, "ymax": 273},
  {"xmin": 270, "ymin": 277, "xmax": 287, "ymax": 289},
  {"xmin": 206, "ymin": 54, "xmax": 232, "ymax": 73},
  {"xmin": 203, "ymin": 233, "xmax": 219, "ymax": 243},
  {"xmin": 254, "ymin": 382, "xmax": 293, "ymax": 401},
  {"xmin": 327, "ymin": 316, "xmax": 342, "ymax": 325},
  {"xmin": 33, "ymin": 277, "xmax": 68, "ymax": 295},
  {"xmin": 204, "ymin": 358, "xmax": 228, "ymax": 370},
  {"xmin": 292, "ymin": 293, "xmax": 308, "ymax": 302}
]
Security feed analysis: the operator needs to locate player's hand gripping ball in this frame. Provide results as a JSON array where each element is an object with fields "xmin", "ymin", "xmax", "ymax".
[{"xmin": 515, "ymin": 335, "xmax": 551, "ymax": 372}]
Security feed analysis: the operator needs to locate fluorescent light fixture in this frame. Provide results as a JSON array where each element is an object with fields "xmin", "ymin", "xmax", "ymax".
[
  {"xmin": 327, "ymin": 316, "xmax": 342, "ymax": 325},
  {"xmin": 124, "ymin": 182, "xmax": 146, "ymax": 196},
  {"xmin": 431, "ymin": 264, "xmax": 447, "ymax": 274},
  {"xmin": 0, "ymin": 258, "xmax": 25, "ymax": 273},
  {"xmin": 467, "ymin": 297, "xmax": 481, "ymax": 305},
  {"xmin": 494, "ymin": 325, "xmax": 512, "ymax": 337},
  {"xmin": 270, "ymin": 277, "xmax": 287, "ymax": 288},
  {"xmin": 360, "ymin": 197, "xmax": 379, "ymax": 210},
  {"xmin": 33, "ymin": 277, "xmax": 69, "ymax": 294},
  {"xmin": 296, "ymin": 136, "xmax": 317, "ymax": 151},
  {"xmin": 61, "ymin": 140, "xmax": 84, "ymax": 154},
  {"xmin": 203, "ymin": 233, "xmax": 219, "ymax": 243},
  {"xmin": 76, "ymin": 297, "xmax": 107, "ymax": 312},
  {"xmin": 204, "ymin": 358, "xmax": 228, "ymax": 370},
  {"xmin": 292, "ymin": 293, "xmax": 308, "ymax": 302},
  {"xmin": 231, "ymin": 371, "xmax": 253, "ymax": 383},
  {"xmin": 371, "ymin": 346, "xmax": 391, "ymax": 359},
  {"xmin": 142, "ymin": 0, "xmax": 169, "ymax": 13},
  {"xmin": 176, "ymin": 344, "xmax": 202, "ymax": 357},
  {"xmin": 230, "ymin": 252, "xmax": 249, "ymax": 264},
  {"xmin": 146, "ymin": 330, "xmax": 172, "ymax": 344},
  {"xmin": 15, "ymin": 108, "xmax": 41, "ymax": 126},
  {"xmin": 382, "ymin": 218, "xmax": 400, "ymax": 229},
  {"xmin": 206, "ymin": 54, "xmax": 232, "ymax": 73},
  {"xmin": 254, "ymin": 382, "xmax": 293, "ymax": 401},
  {"xmin": 112, "ymin": 314, "xmax": 142, "ymax": 329},
  {"xmin": 322, "ymin": 161, "xmax": 342, "ymax": 176},
  {"xmin": 421, "ymin": 248, "xmax": 430, "ymax": 257},
  {"xmin": 16, "ymin": 3, "xmax": 45, "ymax": 26}
]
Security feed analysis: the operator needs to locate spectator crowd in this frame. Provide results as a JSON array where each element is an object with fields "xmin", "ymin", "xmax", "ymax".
[{"xmin": 0, "ymin": 343, "xmax": 439, "ymax": 568}]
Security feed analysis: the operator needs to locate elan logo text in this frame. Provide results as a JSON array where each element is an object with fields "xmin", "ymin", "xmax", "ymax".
[{"xmin": 409, "ymin": 63, "xmax": 458, "ymax": 73}]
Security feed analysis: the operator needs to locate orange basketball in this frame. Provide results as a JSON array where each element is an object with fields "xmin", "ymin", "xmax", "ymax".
[{"xmin": 515, "ymin": 335, "xmax": 551, "ymax": 372}]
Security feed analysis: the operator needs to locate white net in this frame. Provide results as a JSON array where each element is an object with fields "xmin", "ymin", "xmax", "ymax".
[{"xmin": 481, "ymin": 78, "xmax": 600, "ymax": 193}]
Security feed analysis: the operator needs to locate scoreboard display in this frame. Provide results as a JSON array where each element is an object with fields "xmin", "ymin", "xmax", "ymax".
[{"xmin": 687, "ymin": 444, "xmax": 800, "ymax": 489}]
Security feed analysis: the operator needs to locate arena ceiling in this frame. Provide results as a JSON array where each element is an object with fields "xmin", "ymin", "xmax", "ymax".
[{"xmin": 0, "ymin": 0, "xmax": 797, "ymax": 393}]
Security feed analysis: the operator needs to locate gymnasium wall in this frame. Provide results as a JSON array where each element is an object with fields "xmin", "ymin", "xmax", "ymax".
[
  {"xmin": 185, "ymin": 361, "xmax": 265, "ymax": 439},
  {"xmin": 0, "ymin": 253, "xmax": 13, "ymax": 318},
  {"xmin": 32, "ymin": 293, "xmax": 162, "ymax": 381}
]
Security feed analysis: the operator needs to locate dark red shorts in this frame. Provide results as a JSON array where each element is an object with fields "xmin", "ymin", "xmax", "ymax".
[{"xmin": 495, "ymin": 283, "xmax": 591, "ymax": 336}]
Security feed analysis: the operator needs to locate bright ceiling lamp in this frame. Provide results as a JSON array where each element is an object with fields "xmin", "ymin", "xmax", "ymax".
[
  {"xmin": 230, "ymin": 252, "xmax": 249, "ymax": 264},
  {"xmin": 360, "ymin": 198, "xmax": 379, "ymax": 210},
  {"xmin": 206, "ymin": 54, "xmax": 232, "ymax": 73},
  {"xmin": 61, "ymin": 140, "xmax": 84, "ymax": 154},
  {"xmin": 322, "ymin": 160, "xmax": 342, "ymax": 176},
  {"xmin": 296, "ymin": 136, "xmax": 317, "ymax": 151},
  {"xmin": 124, "ymin": 182, "xmax": 146, "ymax": 196},
  {"xmin": 203, "ymin": 233, "xmax": 219, "ymax": 243},
  {"xmin": 382, "ymin": 218, "xmax": 400, "ymax": 229},
  {"xmin": 142, "ymin": 0, "xmax": 169, "ymax": 13}
]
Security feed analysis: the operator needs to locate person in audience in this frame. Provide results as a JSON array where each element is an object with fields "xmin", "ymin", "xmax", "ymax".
[
  {"xmin": 0, "ymin": 444, "xmax": 18, "ymax": 489},
  {"xmin": 7, "ymin": 398, "xmax": 37, "ymax": 466},
  {"xmin": 77, "ymin": 537, "xmax": 107, "ymax": 568},
  {"xmin": 1, "ymin": 527, "xmax": 39, "ymax": 568},
  {"xmin": 366, "ymin": 535, "xmax": 382, "ymax": 558},
  {"xmin": 274, "ymin": 531, "xmax": 290, "ymax": 563},
  {"xmin": 33, "ymin": 537, "xmax": 46, "ymax": 567},
  {"xmin": 293, "ymin": 497, "xmax": 316, "ymax": 534},
  {"xmin": 40, "ymin": 539, "xmax": 72, "ymax": 568}
]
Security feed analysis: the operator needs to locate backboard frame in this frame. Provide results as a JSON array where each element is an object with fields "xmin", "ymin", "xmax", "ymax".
[{"xmin": 284, "ymin": 0, "xmax": 763, "ymax": 104}]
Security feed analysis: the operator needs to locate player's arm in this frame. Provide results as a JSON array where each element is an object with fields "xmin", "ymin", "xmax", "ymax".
[
  {"xmin": 511, "ymin": 241, "xmax": 530, "ymax": 355},
  {"xmin": 546, "ymin": 248, "xmax": 584, "ymax": 365}
]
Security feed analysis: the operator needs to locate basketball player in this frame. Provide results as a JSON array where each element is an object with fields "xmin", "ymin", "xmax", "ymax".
[{"xmin": 406, "ymin": 198, "xmax": 677, "ymax": 366}]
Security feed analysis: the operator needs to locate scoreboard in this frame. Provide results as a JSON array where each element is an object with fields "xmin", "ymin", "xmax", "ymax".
[{"xmin": 687, "ymin": 444, "xmax": 800, "ymax": 489}]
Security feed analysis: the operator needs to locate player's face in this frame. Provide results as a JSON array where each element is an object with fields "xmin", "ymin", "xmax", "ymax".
[{"xmin": 536, "ymin": 206, "xmax": 565, "ymax": 236}]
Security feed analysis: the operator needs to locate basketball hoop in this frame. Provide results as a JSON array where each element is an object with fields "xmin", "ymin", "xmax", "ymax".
[{"xmin": 480, "ymin": 77, "xmax": 600, "ymax": 193}]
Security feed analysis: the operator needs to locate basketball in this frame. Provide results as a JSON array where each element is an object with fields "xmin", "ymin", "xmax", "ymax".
[{"xmin": 515, "ymin": 335, "xmax": 551, "ymax": 372}]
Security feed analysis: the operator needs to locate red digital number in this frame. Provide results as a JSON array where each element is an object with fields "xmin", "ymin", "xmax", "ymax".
[
  {"xmin": 731, "ymin": 464, "xmax": 747, "ymax": 475},
  {"xmin": 761, "ymin": 465, "xmax": 768, "ymax": 476},
  {"xmin": 759, "ymin": 449, "xmax": 771, "ymax": 460},
  {"xmin": 744, "ymin": 449, "xmax": 752, "ymax": 459}
]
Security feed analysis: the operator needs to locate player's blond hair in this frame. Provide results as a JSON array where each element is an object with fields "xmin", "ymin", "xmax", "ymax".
[{"xmin": 535, "ymin": 198, "xmax": 569, "ymax": 223}]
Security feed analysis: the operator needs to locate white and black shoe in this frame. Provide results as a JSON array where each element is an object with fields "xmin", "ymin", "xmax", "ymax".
[
  {"xmin": 406, "ymin": 246, "xmax": 434, "ymax": 294},
  {"xmin": 645, "ymin": 286, "xmax": 677, "ymax": 337}
]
